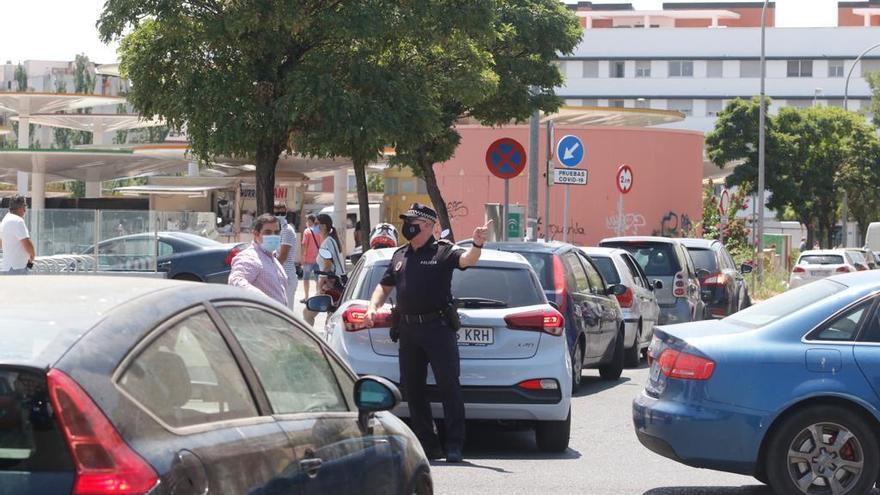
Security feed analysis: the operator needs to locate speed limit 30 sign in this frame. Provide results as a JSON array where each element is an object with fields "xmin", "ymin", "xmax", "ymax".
[{"xmin": 617, "ymin": 164, "xmax": 633, "ymax": 194}]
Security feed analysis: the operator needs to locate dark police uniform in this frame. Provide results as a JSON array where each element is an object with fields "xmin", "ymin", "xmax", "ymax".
[{"xmin": 380, "ymin": 234, "xmax": 467, "ymax": 456}]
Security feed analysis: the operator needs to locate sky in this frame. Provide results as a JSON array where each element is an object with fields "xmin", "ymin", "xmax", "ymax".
[{"xmin": 1, "ymin": 0, "xmax": 839, "ymax": 64}]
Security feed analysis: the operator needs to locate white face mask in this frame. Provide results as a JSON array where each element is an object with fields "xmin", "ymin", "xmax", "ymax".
[{"xmin": 260, "ymin": 235, "xmax": 281, "ymax": 253}]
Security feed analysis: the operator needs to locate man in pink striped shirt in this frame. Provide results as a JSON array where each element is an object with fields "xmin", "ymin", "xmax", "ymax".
[{"xmin": 228, "ymin": 213, "xmax": 288, "ymax": 306}]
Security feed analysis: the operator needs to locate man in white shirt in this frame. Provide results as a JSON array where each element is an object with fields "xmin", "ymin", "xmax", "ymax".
[{"xmin": 0, "ymin": 195, "xmax": 35, "ymax": 275}]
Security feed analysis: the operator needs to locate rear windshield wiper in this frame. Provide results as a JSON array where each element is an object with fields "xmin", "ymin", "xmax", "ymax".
[{"xmin": 454, "ymin": 297, "xmax": 508, "ymax": 308}]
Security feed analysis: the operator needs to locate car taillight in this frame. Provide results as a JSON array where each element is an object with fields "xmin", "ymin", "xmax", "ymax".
[
  {"xmin": 516, "ymin": 379, "xmax": 560, "ymax": 391},
  {"xmin": 505, "ymin": 309, "xmax": 565, "ymax": 336},
  {"xmin": 792, "ymin": 266, "xmax": 806, "ymax": 273},
  {"xmin": 342, "ymin": 304, "xmax": 392, "ymax": 332},
  {"xmin": 615, "ymin": 287, "xmax": 634, "ymax": 308},
  {"xmin": 46, "ymin": 369, "xmax": 159, "ymax": 495},
  {"xmin": 224, "ymin": 245, "xmax": 243, "ymax": 266},
  {"xmin": 657, "ymin": 349, "xmax": 715, "ymax": 380},
  {"xmin": 552, "ymin": 255, "xmax": 568, "ymax": 315},
  {"xmin": 702, "ymin": 272, "xmax": 727, "ymax": 286},
  {"xmin": 673, "ymin": 271, "xmax": 686, "ymax": 297},
  {"xmin": 857, "ymin": 264, "xmax": 868, "ymax": 272},
  {"xmin": 836, "ymin": 266, "xmax": 852, "ymax": 273}
]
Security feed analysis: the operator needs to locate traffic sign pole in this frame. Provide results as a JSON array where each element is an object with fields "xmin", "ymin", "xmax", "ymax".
[
  {"xmin": 503, "ymin": 178, "xmax": 510, "ymax": 241},
  {"xmin": 563, "ymin": 184, "xmax": 570, "ymax": 242},
  {"xmin": 616, "ymin": 164, "xmax": 634, "ymax": 235},
  {"xmin": 617, "ymin": 195, "xmax": 624, "ymax": 236},
  {"xmin": 544, "ymin": 120, "xmax": 554, "ymax": 242}
]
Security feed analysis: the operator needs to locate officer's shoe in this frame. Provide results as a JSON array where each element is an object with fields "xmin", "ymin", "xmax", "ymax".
[
  {"xmin": 445, "ymin": 447, "xmax": 463, "ymax": 463},
  {"xmin": 425, "ymin": 445, "xmax": 445, "ymax": 461}
]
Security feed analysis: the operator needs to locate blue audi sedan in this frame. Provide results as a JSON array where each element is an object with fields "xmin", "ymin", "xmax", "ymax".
[{"xmin": 634, "ymin": 271, "xmax": 880, "ymax": 495}]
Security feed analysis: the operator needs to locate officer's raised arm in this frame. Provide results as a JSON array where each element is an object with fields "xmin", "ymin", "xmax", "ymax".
[{"xmin": 459, "ymin": 219, "xmax": 492, "ymax": 269}]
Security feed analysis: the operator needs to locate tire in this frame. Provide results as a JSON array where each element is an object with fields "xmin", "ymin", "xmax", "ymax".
[
  {"xmin": 535, "ymin": 408, "xmax": 571, "ymax": 453},
  {"xmin": 173, "ymin": 273, "xmax": 202, "ymax": 282},
  {"xmin": 766, "ymin": 405, "xmax": 880, "ymax": 495},
  {"xmin": 410, "ymin": 470, "xmax": 433, "ymax": 495},
  {"xmin": 598, "ymin": 326, "xmax": 624, "ymax": 380},
  {"xmin": 624, "ymin": 321, "xmax": 642, "ymax": 368},
  {"xmin": 571, "ymin": 340, "xmax": 584, "ymax": 393}
]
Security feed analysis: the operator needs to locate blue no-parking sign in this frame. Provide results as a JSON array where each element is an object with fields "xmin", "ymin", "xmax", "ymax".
[{"xmin": 556, "ymin": 135, "xmax": 584, "ymax": 168}]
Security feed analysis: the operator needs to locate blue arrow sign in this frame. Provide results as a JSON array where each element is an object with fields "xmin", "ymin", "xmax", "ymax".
[{"xmin": 556, "ymin": 135, "xmax": 584, "ymax": 168}]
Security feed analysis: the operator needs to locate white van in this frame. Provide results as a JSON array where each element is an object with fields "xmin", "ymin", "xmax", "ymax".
[{"xmin": 865, "ymin": 222, "xmax": 880, "ymax": 251}]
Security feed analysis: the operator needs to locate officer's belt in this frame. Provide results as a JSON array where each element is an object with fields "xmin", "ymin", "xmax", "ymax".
[{"xmin": 400, "ymin": 310, "xmax": 445, "ymax": 324}]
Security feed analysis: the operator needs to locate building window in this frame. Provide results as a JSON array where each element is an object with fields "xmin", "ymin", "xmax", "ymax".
[
  {"xmin": 582, "ymin": 99, "xmax": 598, "ymax": 107},
  {"xmin": 384, "ymin": 177, "xmax": 398, "ymax": 195},
  {"xmin": 740, "ymin": 60, "xmax": 761, "ymax": 78},
  {"xmin": 610, "ymin": 61, "xmax": 625, "ymax": 78},
  {"xmin": 828, "ymin": 60, "xmax": 845, "ymax": 78},
  {"xmin": 609, "ymin": 99, "xmax": 625, "ymax": 108},
  {"xmin": 635, "ymin": 98, "xmax": 649, "ymax": 109},
  {"xmin": 669, "ymin": 60, "xmax": 694, "ymax": 77},
  {"xmin": 400, "ymin": 179, "xmax": 417, "ymax": 194},
  {"xmin": 668, "ymin": 99, "xmax": 693, "ymax": 116},
  {"xmin": 707, "ymin": 100, "xmax": 723, "ymax": 116},
  {"xmin": 417, "ymin": 179, "xmax": 428, "ymax": 194},
  {"xmin": 635, "ymin": 61, "xmax": 651, "ymax": 78},
  {"xmin": 707, "ymin": 60, "xmax": 723, "ymax": 78},
  {"xmin": 861, "ymin": 59, "xmax": 880, "ymax": 77},
  {"xmin": 582, "ymin": 61, "xmax": 599, "ymax": 78},
  {"xmin": 787, "ymin": 60, "xmax": 813, "ymax": 77}
]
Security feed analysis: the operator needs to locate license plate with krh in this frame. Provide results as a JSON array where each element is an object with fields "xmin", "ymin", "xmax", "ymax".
[{"xmin": 457, "ymin": 327, "xmax": 494, "ymax": 346}]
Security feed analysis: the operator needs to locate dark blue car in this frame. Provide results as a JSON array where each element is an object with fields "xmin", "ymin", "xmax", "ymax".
[
  {"xmin": 82, "ymin": 231, "xmax": 245, "ymax": 282},
  {"xmin": 634, "ymin": 271, "xmax": 880, "ymax": 495},
  {"xmin": 0, "ymin": 276, "xmax": 432, "ymax": 495}
]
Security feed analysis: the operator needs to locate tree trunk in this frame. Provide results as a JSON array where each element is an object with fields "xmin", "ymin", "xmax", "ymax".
[
  {"xmin": 255, "ymin": 140, "xmax": 282, "ymax": 215},
  {"xmin": 418, "ymin": 156, "xmax": 453, "ymax": 241},
  {"xmin": 353, "ymin": 159, "xmax": 372, "ymax": 252}
]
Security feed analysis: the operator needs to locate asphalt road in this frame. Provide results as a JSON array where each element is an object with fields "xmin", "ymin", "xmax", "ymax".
[{"xmin": 429, "ymin": 365, "xmax": 773, "ymax": 495}]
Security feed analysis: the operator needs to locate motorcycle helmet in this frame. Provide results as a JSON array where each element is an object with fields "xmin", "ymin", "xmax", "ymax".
[{"xmin": 370, "ymin": 223, "xmax": 399, "ymax": 249}]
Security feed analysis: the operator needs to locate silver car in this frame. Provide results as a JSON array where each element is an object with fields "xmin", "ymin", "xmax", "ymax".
[
  {"xmin": 581, "ymin": 247, "xmax": 661, "ymax": 367},
  {"xmin": 316, "ymin": 248, "xmax": 573, "ymax": 452}
]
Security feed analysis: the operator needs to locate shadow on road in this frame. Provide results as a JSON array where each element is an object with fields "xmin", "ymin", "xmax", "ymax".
[
  {"xmin": 643, "ymin": 486, "xmax": 772, "ymax": 495},
  {"xmin": 573, "ymin": 374, "xmax": 634, "ymax": 398},
  {"xmin": 456, "ymin": 421, "xmax": 582, "ymax": 462}
]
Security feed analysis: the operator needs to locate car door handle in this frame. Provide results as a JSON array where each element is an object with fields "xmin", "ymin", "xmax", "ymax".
[{"xmin": 300, "ymin": 457, "xmax": 323, "ymax": 477}]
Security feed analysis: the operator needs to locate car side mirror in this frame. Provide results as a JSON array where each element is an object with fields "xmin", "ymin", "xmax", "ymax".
[
  {"xmin": 652, "ymin": 279, "xmax": 664, "ymax": 290},
  {"xmin": 318, "ymin": 248, "xmax": 332, "ymax": 260},
  {"xmin": 606, "ymin": 284, "xmax": 627, "ymax": 296},
  {"xmin": 306, "ymin": 295, "xmax": 333, "ymax": 313},
  {"xmin": 354, "ymin": 376, "xmax": 402, "ymax": 433},
  {"xmin": 740, "ymin": 263, "xmax": 753, "ymax": 274}
]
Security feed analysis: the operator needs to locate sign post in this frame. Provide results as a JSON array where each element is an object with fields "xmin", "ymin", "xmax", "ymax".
[
  {"xmin": 544, "ymin": 120, "xmax": 554, "ymax": 242},
  {"xmin": 486, "ymin": 137, "xmax": 527, "ymax": 241},
  {"xmin": 719, "ymin": 188, "xmax": 730, "ymax": 243},
  {"xmin": 616, "ymin": 164, "xmax": 634, "ymax": 236},
  {"xmin": 556, "ymin": 134, "xmax": 585, "ymax": 243}
]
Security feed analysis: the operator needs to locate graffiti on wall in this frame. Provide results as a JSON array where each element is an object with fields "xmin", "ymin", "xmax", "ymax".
[
  {"xmin": 654, "ymin": 211, "xmax": 693, "ymax": 237},
  {"xmin": 446, "ymin": 200, "xmax": 470, "ymax": 219},
  {"xmin": 605, "ymin": 213, "xmax": 646, "ymax": 236},
  {"xmin": 534, "ymin": 217, "xmax": 587, "ymax": 241}
]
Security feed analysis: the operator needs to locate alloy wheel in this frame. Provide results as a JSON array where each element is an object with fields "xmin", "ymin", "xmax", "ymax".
[{"xmin": 786, "ymin": 422, "xmax": 864, "ymax": 494}]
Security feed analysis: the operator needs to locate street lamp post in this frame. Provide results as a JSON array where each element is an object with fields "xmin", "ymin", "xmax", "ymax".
[
  {"xmin": 842, "ymin": 42, "xmax": 880, "ymax": 248},
  {"xmin": 756, "ymin": 0, "xmax": 768, "ymax": 282}
]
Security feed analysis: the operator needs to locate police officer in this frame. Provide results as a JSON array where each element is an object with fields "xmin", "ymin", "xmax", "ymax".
[{"xmin": 364, "ymin": 203, "xmax": 490, "ymax": 463}]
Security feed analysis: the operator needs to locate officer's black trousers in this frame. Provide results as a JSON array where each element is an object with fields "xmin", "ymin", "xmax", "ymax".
[{"xmin": 398, "ymin": 320, "xmax": 465, "ymax": 451}]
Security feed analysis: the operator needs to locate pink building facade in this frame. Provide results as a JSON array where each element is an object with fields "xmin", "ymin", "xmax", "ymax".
[{"xmin": 434, "ymin": 125, "xmax": 705, "ymax": 246}]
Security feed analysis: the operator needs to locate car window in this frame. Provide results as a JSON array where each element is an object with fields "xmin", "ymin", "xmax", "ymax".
[
  {"xmin": 604, "ymin": 242, "xmax": 682, "ymax": 277},
  {"xmin": 562, "ymin": 253, "xmax": 590, "ymax": 292},
  {"xmin": 859, "ymin": 302, "xmax": 880, "ymax": 343},
  {"xmin": 512, "ymin": 251, "xmax": 553, "ymax": 289},
  {"xmin": 580, "ymin": 255, "xmax": 607, "ymax": 294},
  {"xmin": 118, "ymin": 311, "xmax": 259, "ymax": 428},
  {"xmin": 159, "ymin": 241, "xmax": 174, "ymax": 257},
  {"xmin": 799, "ymin": 254, "xmax": 845, "ymax": 265},
  {"xmin": 620, "ymin": 254, "xmax": 646, "ymax": 288},
  {"xmin": 679, "ymin": 245, "xmax": 697, "ymax": 277},
  {"xmin": 590, "ymin": 256, "xmax": 621, "ymax": 285},
  {"xmin": 721, "ymin": 247, "xmax": 737, "ymax": 271},
  {"xmin": 218, "ymin": 306, "xmax": 350, "ymax": 414},
  {"xmin": 808, "ymin": 302, "xmax": 870, "ymax": 342},
  {"xmin": 725, "ymin": 279, "xmax": 846, "ymax": 329},
  {"xmin": 686, "ymin": 248, "xmax": 718, "ymax": 273},
  {"xmin": 341, "ymin": 258, "xmax": 365, "ymax": 302}
]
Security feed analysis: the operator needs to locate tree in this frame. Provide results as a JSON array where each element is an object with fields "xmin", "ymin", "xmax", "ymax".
[
  {"xmin": 71, "ymin": 54, "xmax": 94, "ymax": 146},
  {"xmin": 866, "ymin": 71, "xmax": 880, "ymax": 128},
  {"xmin": 13, "ymin": 64, "xmax": 27, "ymax": 92},
  {"xmin": 52, "ymin": 80, "xmax": 75, "ymax": 149},
  {"xmin": 391, "ymin": 0, "xmax": 582, "ymax": 239},
  {"xmin": 99, "ymin": 0, "xmax": 451, "ymax": 215}
]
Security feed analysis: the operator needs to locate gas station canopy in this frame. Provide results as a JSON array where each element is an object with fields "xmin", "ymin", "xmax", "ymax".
[
  {"xmin": 10, "ymin": 113, "xmax": 164, "ymax": 134},
  {"xmin": 0, "ymin": 93, "xmax": 124, "ymax": 114},
  {"xmin": 0, "ymin": 149, "xmax": 188, "ymax": 182}
]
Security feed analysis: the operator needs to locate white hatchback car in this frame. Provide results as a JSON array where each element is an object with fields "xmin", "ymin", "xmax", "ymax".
[
  {"xmin": 316, "ymin": 248, "xmax": 572, "ymax": 452},
  {"xmin": 790, "ymin": 249, "xmax": 862, "ymax": 289},
  {"xmin": 581, "ymin": 247, "xmax": 661, "ymax": 367}
]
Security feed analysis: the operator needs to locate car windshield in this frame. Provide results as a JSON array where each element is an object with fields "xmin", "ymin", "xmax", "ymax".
[
  {"xmin": 358, "ymin": 264, "xmax": 545, "ymax": 308},
  {"xmin": 602, "ymin": 242, "xmax": 681, "ymax": 277},
  {"xmin": 686, "ymin": 248, "xmax": 718, "ymax": 273},
  {"xmin": 590, "ymin": 256, "xmax": 620, "ymax": 285},
  {"xmin": 724, "ymin": 279, "xmax": 845, "ymax": 328},
  {"xmin": 799, "ymin": 255, "xmax": 844, "ymax": 265}
]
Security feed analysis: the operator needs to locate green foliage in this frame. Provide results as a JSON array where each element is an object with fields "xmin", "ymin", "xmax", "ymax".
[
  {"xmin": 13, "ymin": 64, "xmax": 27, "ymax": 92},
  {"xmin": 367, "ymin": 173, "xmax": 384, "ymax": 194},
  {"xmin": 867, "ymin": 71, "xmax": 880, "ymax": 128},
  {"xmin": 707, "ymin": 99, "xmax": 880, "ymax": 248},
  {"xmin": 699, "ymin": 180, "xmax": 752, "ymax": 259}
]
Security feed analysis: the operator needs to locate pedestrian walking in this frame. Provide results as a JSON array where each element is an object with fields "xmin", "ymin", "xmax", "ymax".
[
  {"xmin": 300, "ymin": 214, "xmax": 323, "ymax": 303},
  {"xmin": 315, "ymin": 213, "xmax": 346, "ymax": 294},
  {"xmin": 364, "ymin": 203, "xmax": 490, "ymax": 463},
  {"xmin": 274, "ymin": 206, "xmax": 299, "ymax": 310},
  {"xmin": 0, "ymin": 195, "xmax": 35, "ymax": 275},
  {"xmin": 228, "ymin": 213, "xmax": 288, "ymax": 305},
  {"xmin": 799, "ymin": 237, "xmax": 807, "ymax": 252}
]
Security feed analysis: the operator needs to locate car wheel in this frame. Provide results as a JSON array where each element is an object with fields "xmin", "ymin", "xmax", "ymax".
[
  {"xmin": 410, "ymin": 470, "xmax": 433, "ymax": 495},
  {"xmin": 535, "ymin": 408, "xmax": 571, "ymax": 453},
  {"xmin": 598, "ymin": 326, "xmax": 624, "ymax": 380},
  {"xmin": 173, "ymin": 273, "xmax": 202, "ymax": 282},
  {"xmin": 571, "ymin": 340, "xmax": 584, "ymax": 393},
  {"xmin": 766, "ymin": 405, "xmax": 879, "ymax": 495},
  {"xmin": 624, "ymin": 321, "xmax": 642, "ymax": 368}
]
